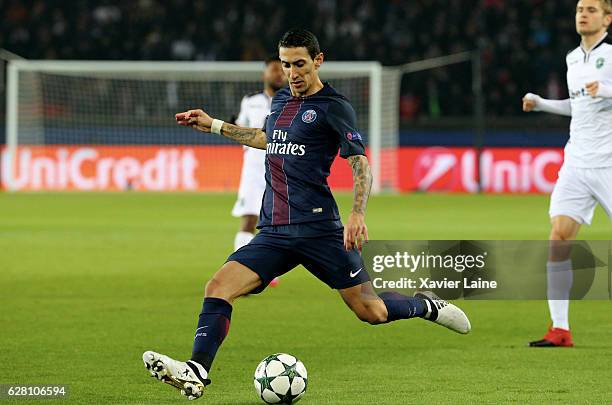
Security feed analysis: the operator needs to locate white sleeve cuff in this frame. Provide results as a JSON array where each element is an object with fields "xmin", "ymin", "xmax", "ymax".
[{"xmin": 524, "ymin": 93, "xmax": 571, "ymax": 117}]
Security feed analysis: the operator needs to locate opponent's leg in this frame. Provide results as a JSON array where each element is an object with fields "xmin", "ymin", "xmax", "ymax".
[
  {"xmin": 234, "ymin": 215, "xmax": 280, "ymax": 286},
  {"xmin": 144, "ymin": 261, "xmax": 262, "ymax": 399},
  {"xmin": 339, "ymin": 283, "xmax": 471, "ymax": 334},
  {"xmin": 234, "ymin": 215, "xmax": 258, "ymax": 250},
  {"xmin": 548, "ymin": 216, "xmax": 579, "ymax": 330},
  {"xmin": 530, "ymin": 215, "xmax": 579, "ymax": 347},
  {"xmin": 533, "ymin": 163, "xmax": 599, "ymax": 347}
]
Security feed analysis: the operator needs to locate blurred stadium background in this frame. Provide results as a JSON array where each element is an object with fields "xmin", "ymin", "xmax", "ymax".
[
  {"xmin": 0, "ymin": 0, "xmax": 585, "ymax": 194},
  {"xmin": 1, "ymin": 1, "xmax": 611, "ymax": 404}
]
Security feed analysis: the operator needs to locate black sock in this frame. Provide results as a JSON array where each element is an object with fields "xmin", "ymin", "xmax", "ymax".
[
  {"xmin": 379, "ymin": 291, "xmax": 426, "ymax": 322},
  {"xmin": 190, "ymin": 297, "xmax": 232, "ymax": 371}
]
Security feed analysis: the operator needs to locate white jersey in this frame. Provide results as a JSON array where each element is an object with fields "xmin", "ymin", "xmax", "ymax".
[
  {"xmin": 565, "ymin": 33, "xmax": 612, "ymax": 168},
  {"xmin": 231, "ymin": 91, "xmax": 271, "ymax": 217},
  {"xmin": 235, "ymin": 92, "xmax": 271, "ymax": 137}
]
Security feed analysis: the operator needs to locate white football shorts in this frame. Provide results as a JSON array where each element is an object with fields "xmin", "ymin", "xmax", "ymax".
[
  {"xmin": 232, "ymin": 147, "xmax": 267, "ymax": 217},
  {"xmin": 549, "ymin": 164, "xmax": 612, "ymax": 225}
]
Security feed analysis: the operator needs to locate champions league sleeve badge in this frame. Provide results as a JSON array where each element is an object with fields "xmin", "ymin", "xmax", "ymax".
[{"xmin": 346, "ymin": 131, "xmax": 362, "ymax": 141}]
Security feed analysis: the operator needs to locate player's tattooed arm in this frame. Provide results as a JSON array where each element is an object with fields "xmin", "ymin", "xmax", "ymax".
[
  {"xmin": 348, "ymin": 155, "xmax": 372, "ymax": 215},
  {"xmin": 175, "ymin": 109, "xmax": 267, "ymax": 150},
  {"xmin": 344, "ymin": 155, "xmax": 372, "ymax": 251},
  {"xmin": 220, "ymin": 123, "xmax": 267, "ymax": 149}
]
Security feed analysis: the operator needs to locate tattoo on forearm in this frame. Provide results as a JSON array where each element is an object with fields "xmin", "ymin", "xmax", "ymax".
[
  {"xmin": 349, "ymin": 155, "xmax": 372, "ymax": 215},
  {"xmin": 221, "ymin": 123, "xmax": 267, "ymax": 149}
]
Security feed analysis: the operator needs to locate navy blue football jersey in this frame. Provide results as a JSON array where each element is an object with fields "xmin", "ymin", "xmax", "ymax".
[{"xmin": 257, "ymin": 82, "xmax": 366, "ymax": 228}]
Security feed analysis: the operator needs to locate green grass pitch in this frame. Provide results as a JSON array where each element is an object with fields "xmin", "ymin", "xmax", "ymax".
[{"xmin": 1, "ymin": 193, "xmax": 611, "ymax": 404}]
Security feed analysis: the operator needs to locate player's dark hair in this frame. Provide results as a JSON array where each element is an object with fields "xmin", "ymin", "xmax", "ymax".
[
  {"xmin": 264, "ymin": 54, "xmax": 280, "ymax": 65},
  {"xmin": 278, "ymin": 29, "xmax": 321, "ymax": 60}
]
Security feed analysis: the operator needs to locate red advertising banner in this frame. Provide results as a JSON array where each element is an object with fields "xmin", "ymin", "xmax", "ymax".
[
  {"xmin": 0, "ymin": 145, "xmax": 358, "ymax": 192},
  {"xmin": 400, "ymin": 147, "xmax": 563, "ymax": 193},
  {"xmin": 1, "ymin": 145, "xmax": 564, "ymax": 193},
  {"xmin": 0, "ymin": 146, "xmax": 243, "ymax": 191}
]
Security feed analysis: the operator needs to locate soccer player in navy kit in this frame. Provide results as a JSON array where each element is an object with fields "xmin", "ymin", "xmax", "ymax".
[{"xmin": 143, "ymin": 29, "xmax": 471, "ymax": 400}]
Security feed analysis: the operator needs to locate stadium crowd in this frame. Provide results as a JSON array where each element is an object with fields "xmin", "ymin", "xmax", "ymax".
[{"xmin": 1, "ymin": 0, "xmax": 585, "ymax": 117}]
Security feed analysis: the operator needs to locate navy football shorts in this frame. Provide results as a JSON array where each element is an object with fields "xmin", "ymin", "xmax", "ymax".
[{"xmin": 226, "ymin": 222, "xmax": 370, "ymax": 293}]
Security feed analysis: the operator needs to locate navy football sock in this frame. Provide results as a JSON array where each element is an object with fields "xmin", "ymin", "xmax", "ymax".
[
  {"xmin": 379, "ymin": 291, "xmax": 426, "ymax": 322},
  {"xmin": 191, "ymin": 297, "xmax": 232, "ymax": 372}
]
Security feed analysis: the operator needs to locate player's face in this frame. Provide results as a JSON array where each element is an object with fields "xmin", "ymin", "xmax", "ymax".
[
  {"xmin": 279, "ymin": 47, "xmax": 324, "ymax": 96},
  {"xmin": 263, "ymin": 61, "xmax": 287, "ymax": 92},
  {"xmin": 576, "ymin": 0, "xmax": 611, "ymax": 36}
]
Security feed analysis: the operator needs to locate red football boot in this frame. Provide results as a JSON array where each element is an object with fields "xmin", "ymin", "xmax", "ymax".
[{"xmin": 529, "ymin": 326, "xmax": 574, "ymax": 347}]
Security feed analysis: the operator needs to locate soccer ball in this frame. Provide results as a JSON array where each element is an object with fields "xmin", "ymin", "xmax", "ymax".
[{"xmin": 253, "ymin": 353, "xmax": 308, "ymax": 404}]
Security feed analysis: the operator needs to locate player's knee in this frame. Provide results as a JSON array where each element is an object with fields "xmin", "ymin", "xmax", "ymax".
[
  {"xmin": 550, "ymin": 216, "xmax": 580, "ymax": 241},
  {"xmin": 550, "ymin": 225, "xmax": 565, "ymax": 240},
  {"xmin": 204, "ymin": 277, "xmax": 234, "ymax": 301},
  {"xmin": 550, "ymin": 224, "xmax": 573, "ymax": 241},
  {"xmin": 205, "ymin": 262, "xmax": 262, "ymax": 301},
  {"xmin": 204, "ymin": 277, "xmax": 222, "ymax": 297}
]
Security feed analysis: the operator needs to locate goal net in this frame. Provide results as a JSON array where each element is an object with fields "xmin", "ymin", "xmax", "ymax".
[{"xmin": 2, "ymin": 61, "xmax": 398, "ymax": 193}]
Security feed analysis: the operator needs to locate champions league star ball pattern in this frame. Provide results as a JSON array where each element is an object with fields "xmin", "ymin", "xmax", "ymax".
[{"xmin": 254, "ymin": 353, "xmax": 308, "ymax": 404}]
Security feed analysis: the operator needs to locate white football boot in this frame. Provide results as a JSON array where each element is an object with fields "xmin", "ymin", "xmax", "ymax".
[
  {"xmin": 143, "ymin": 351, "xmax": 210, "ymax": 400},
  {"xmin": 414, "ymin": 291, "xmax": 471, "ymax": 334}
]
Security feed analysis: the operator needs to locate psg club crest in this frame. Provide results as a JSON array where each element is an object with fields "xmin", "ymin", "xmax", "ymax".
[
  {"xmin": 346, "ymin": 131, "xmax": 362, "ymax": 141},
  {"xmin": 301, "ymin": 109, "xmax": 317, "ymax": 123}
]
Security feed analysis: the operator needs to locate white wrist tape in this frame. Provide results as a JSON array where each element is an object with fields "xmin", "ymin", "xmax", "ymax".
[{"xmin": 211, "ymin": 119, "xmax": 224, "ymax": 135}]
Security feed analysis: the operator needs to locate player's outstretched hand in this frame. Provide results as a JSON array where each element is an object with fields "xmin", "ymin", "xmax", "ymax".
[
  {"xmin": 586, "ymin": 81, "xmax": 600, "ymax": 98},
  {"xmin": 344, "ymin": 211, "xmax": 368, "ymax": 251},
  {"xmin": 522, "ymin": 95, "xmax": 537, "ymax": 112},
  {"xmin": 175, "ymin": 109, "xmax": 213, "ymax": 133}
]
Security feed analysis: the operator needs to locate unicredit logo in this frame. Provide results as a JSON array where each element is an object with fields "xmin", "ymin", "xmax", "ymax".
[
  {"xmin": 1, "ymin": 147, "xmax": 199, "ymax": 191},
  {"xmin": 414, "ymin": 147, "xmax": 462, "ymax": 191},
  {"xmin": 412, "ymin": 147, "xmax": 563, "ymax": 193}
]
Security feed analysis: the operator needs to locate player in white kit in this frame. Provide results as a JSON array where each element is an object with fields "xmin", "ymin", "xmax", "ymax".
[
  {"xmin": 523, "ymin": 0, "xmax": 612, "ymax": 347},
  {"xmin": 232, "ymin": 56, "xmax": 286, "ymax": 287}
]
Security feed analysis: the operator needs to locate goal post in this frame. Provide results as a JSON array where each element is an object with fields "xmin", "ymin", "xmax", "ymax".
[{"xmin": 3, "ymin": 60, "xmax": 395, "ymax": 193}]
